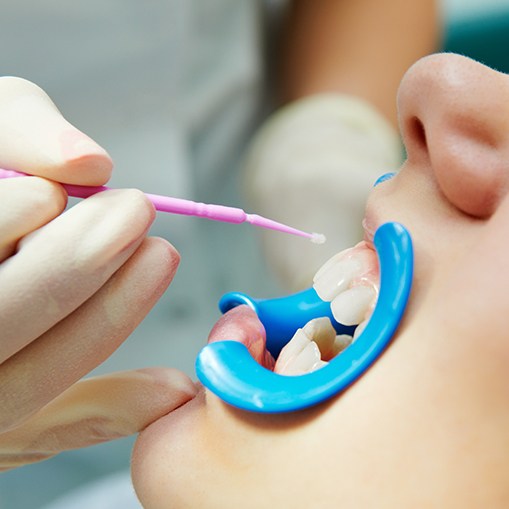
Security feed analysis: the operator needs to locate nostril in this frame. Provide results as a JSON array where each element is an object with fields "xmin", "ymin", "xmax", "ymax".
[
  {"xmin": 401, "ymin": 114, "xmax": 429, "ymax": 162},
  {"xmin": 410, "ymin": 116, "xmax": 427, "ymax": 151}
]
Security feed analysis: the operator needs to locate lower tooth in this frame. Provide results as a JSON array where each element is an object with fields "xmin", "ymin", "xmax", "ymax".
[
  {"xmin": 275, "ymin": 310, "xmax": 372, "ymax": 376},
  {"xmin": 302, "ymin": 317, "xmax": 336, "ymax": 361},
  {"xmin": 279, "ymin": 341, "xmax": 322, "ymax": 376},
  {"xmin": 331, "ymin": 285, "xmax": 376, "ymax": 326},
  {"xmin": 274, "ymin": 329, "xmax": 309, "ymax": 374},
  {"xmin": 353, "ymin": 319, "xmax": 369, "ymax": 340},
  {"xmin": 332, "ymin": 334, "xmax": 353, "ymax": 356}
]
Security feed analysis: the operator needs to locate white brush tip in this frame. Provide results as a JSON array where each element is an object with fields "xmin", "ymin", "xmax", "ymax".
[{"xmin": 310, "ymin": 232, "xmax": 326, "ymax": 244}]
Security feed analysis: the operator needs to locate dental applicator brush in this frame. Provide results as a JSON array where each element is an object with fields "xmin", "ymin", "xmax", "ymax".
[{"xmin": 0, "ymin": 168, "xmax": 326, "ymax": 243}]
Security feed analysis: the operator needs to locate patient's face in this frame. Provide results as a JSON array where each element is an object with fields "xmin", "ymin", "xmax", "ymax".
[{"xmin": 132, "ymin": 54, "xmax": 509, "ymax": 508}]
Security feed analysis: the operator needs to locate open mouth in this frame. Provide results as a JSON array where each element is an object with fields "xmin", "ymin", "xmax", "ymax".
[
  {"xmin": 197, "ymin": 221, "xmax": 412, "ymax": 413},
  {"xmin": 206, "ymin": 240, "xmax": 381, "ymax": 376},
  {"xmin": 274, "ymin": 241, "xmax": 380, "ymax": 375}
]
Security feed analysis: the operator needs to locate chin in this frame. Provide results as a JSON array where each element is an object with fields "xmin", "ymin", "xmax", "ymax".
[{"xmin": 131, "ymin": 390, "xmax": 207, "ymax": 509}]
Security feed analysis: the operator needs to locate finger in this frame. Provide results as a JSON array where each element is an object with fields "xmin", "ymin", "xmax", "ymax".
[
  {"xmin": 0, "ymin": 236, "xmax": 180, "ymax": 431},
  {"xmin": 0, "ymin": 188, "xmax": 156, "ymax": 363},
  {"xmin": 0, "ymin": 368, "xmax": 197, "ymax": 471},
  {"xmin": 0, "ymin": 176, "xmax": 67, "ymax": 261},
  {"xmin": 0, "ymin": 77, "xmax": 112, "ymax": 185}
]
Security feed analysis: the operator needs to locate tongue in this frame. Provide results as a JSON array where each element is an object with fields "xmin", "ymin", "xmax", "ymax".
[{"xmin": 207, "ymin": 305, "xmax": 275, "ymax": 370}]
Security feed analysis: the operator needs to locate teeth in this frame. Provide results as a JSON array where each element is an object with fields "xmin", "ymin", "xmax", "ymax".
[
  {"xmin": 313, "ymin": 242, "xmax": 376, "ymax": 301},
  {"xmin": 332, "ymin": 334, "xmax": 353, "ymax": 356},
  {"xmin": 275, "ymin": 241, "xmax": 382, "ymax": 376},
  {"xmin": 275, "ymin": 318, "xmax": 334, "ymax": 375},
  {"xmin": 302, "ymin": 317, "xmax": 336, "ymax": 361},
  {"xmin": 276, "ymin": 317, "xmax": 358, "ymax": 375},
  {"xmin": 353, "ymin": 318, "xmax": 369, "ymax": 341},
  {"xmin": 274, "ymin": 327, "xmax": 324, "ymax": 375},
  {"xmin": 330, "ymin": 285, "xmax": 376, "ymax": 326},
  {"xmin": 280, "ymin": 341, "xmax": 324, "ymax": 376},
  {"xmin": 313, "ymin": 241, "xmax": 379, "ymax": 327},
  {"xmin": 274, "ymin": 329, "xmax": 310, "ymax": 373},
  {"xmin": 313, "ymin": 252, "xmax": 362, "ymax": 301},
  {"xmin": 275, "ymin": 318, "xmax": 362, "ymax": 376}
]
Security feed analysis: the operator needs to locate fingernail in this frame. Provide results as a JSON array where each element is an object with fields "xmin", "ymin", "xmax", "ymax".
[
  {"xmin": 0, "ymin": 78, "xmax": 112, "ymax": 184},
  {"xmin": 59, "ymin": 127, "xmax": 110, "ymax": 161}
]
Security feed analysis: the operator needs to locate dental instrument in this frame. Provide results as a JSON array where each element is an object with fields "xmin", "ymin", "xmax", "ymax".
[
  {"xmin": 196, "ymin": 221, "xmax": 413, "ymax": 413},
  {"xmin": 0, "ymin": 168, "xmax": 325, "ymax": 242}
]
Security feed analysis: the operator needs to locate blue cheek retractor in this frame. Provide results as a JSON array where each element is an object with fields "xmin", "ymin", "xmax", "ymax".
[{"xmin": 195, "ymin": 222, "xmax": 413, "ymax": 413}]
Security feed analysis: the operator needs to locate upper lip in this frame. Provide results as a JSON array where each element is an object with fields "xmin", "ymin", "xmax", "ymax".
[{"xmin": 361, "ymin": 214, "xmax": 377, "ymax": 247}]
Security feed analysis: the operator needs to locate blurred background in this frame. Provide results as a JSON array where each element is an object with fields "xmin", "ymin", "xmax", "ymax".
[{"xmin": 1, "ymin": 0, "xmax": 509, "ymax": 507}]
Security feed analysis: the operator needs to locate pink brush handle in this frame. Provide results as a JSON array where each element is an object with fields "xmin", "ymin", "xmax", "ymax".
[
  {"xmin": 0, "ymin": 168, "xmax": 247, "ymax": 222},
  {"xmin": 145, "ymin": 192, "xmax": 247, "ymax": 223},
  {"xmin": 0, "ymin": 168, "xmax": 322, "ymax": 241}
]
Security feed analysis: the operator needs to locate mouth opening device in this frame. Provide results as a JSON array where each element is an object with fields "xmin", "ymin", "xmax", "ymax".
[{"xmin": 196, "ymin": 222, "xmax": 413, "ymax": 413}]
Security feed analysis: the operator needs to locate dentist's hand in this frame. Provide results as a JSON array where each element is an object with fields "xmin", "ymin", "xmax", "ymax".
[
  {"xmin": 243, "ymin": 94, "xmax": 402, "ymax": 291},
  {"xmin": 0, "ymin": 77, "xmax": 197, "ymax": 471}
]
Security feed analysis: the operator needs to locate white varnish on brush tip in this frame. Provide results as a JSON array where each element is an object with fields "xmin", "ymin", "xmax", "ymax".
[{"xmin": 310, "ymin": 233, "xmax": 326, "ymax": 244}]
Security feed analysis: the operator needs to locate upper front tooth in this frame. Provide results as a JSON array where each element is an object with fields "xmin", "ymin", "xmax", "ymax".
[
  {"xmin": 313, "ymin": 242, "xmax": 378, "ymax": 302},
  {"xmin": 313, "ymin": 246, "xmax": 356, "ymax": 282},
  {"xmin": 313, "ymin": 256, "xmax": 362, "ymax": 301},
  {"xmin": 331, "ymin": 285, "xmax": 376, "ymax": 326}
]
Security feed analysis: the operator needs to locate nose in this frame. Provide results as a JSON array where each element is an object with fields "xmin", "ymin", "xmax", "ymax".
[{"xmin": 397, "ymin": 53, "xmax": 509, "ymax": 218}]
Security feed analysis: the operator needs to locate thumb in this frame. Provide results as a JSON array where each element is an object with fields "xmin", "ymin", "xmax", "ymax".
[
  {"xmin": 0, "ymin": 368, "xmax": 197, "ymax": 471},
  {"xmin": 0, "ymin": 77, "xmax": 112, "ymax": 185}
]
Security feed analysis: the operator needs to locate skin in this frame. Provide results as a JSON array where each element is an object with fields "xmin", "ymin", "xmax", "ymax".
[
  {"xmin": 278, "ymin": 0, "xmax": 441, "ymax": 127},
  {"xmin": 132, "ymin": 54, "xmax": 509, "ymax": 508}
]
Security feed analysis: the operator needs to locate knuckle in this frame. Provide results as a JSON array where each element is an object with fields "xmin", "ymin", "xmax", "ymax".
[
  {"xmin": 28, "ymin": 177, "xmax": 67, "ymax": 215},
  {"xmin": 120, "ymin": 188, "xmax": 156, "ymax": 225}
]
